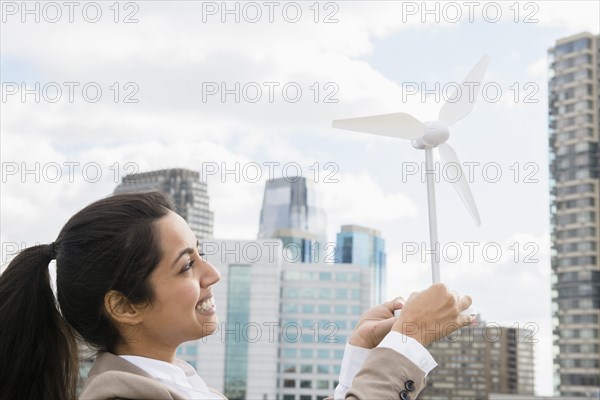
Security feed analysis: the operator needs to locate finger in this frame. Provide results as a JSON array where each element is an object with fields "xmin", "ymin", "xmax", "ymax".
[
  {"xmin": 383, "ymin": 297, "xmax": 405, "ymax": 313},
  {"xmin": 457, "ymin": 314, "xmax": 475, "ymax": 327},
  {"xmin": 457, "ymin": 294, "xmax": 473, "ymax": 311},
  {"xmin": 393, "ymin": 297, "xmax": 405, "ymax": 309},
  {"xmin": 450, "ymin": 290, "xmax": 460, "ymax": 301}
]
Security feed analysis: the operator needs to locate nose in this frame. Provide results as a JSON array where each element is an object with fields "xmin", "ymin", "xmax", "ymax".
[{"xmin": 200, "ymin": 260, "xmax": 221, "ymax": 288}]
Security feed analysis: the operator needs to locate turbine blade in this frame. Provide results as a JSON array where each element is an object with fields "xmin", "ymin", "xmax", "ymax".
[
  {"xmin": 438, "ymin": 143, "xmax": 481, "ymax": 226},
  {"xmin": 438, "ymin": 55, "xmax": 490, "ymax": 127},
  {"xmin": 332, "ymin": 112, "xmax": 425, "ymax": 139}
]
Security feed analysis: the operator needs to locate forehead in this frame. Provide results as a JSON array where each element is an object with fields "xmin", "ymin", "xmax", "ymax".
[{"xmin": 156, "ymin": 211, "xmax": 197, "ymax": 251}]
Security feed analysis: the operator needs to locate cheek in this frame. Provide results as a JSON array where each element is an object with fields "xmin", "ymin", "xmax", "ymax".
[
  {"xmin": 154, "ymin": 279, "xmax": 200, "ymax": 315},
  {"xmin": 174, "ymin": 280, "xmax": 201, "ymax": 308}
]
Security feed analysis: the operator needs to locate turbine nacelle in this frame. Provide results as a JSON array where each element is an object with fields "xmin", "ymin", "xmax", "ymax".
[{"xmin": 411, "ymin": 121, "xmax": 449, "ymax": 149}]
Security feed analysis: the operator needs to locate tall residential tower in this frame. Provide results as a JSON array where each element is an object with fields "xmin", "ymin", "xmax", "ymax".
[{"xmin": 548, "ymin": 31, "xmax": 600, "ymax": 397}]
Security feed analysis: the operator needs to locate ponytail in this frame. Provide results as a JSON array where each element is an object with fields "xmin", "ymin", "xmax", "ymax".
[{"xmin": 0, "ymin": 244, "xmax": 78, "ymax": 400}]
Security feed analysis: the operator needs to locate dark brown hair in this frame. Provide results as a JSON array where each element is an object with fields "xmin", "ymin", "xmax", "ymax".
[{"xmin": 0, "ymin": 191, "xmax": 173, "ymax": 400}]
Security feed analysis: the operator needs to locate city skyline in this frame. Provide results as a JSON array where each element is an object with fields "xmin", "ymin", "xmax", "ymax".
[{"xmin": 2, "ymin": 2, "xmax": 600, "ymax": 396}]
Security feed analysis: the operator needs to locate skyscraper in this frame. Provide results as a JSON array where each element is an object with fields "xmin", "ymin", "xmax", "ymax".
[
  {"xmin": 258, "ymin": 177, "xmax": 327, "ymax": 246},
  {"xmin": 421, "ymin": 323, "xmax": 535, "ymax": 400},
  {"xmin": 335, "ymin": 224, "xmax": 386, "ymax": 305},
  {"xmin": 114, "ymin": 168, "xmax": 214, "ymax": 240},
  {"xmin": 548, "ymin": 31, "xmax": 600, "ymax": 397}
]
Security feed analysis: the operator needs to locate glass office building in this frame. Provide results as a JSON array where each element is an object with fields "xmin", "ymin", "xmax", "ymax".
[
  {"xmin": 335, "ymin": 225, "xmax": 386, "ymax": 305},
  {"xmin": 258, "ymin": 177, "xmax": 327, "ymax": 248}
]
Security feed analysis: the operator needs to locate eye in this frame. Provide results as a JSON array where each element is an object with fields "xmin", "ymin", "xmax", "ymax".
[{"xmin": 181, "ymin": 259, "xmax": 196, "ymax": 273}]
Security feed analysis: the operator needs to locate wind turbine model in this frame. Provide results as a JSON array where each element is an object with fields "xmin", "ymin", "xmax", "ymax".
[{"xmin": 332, "ymin": 55, "xmax": 489, "ymax": 285}]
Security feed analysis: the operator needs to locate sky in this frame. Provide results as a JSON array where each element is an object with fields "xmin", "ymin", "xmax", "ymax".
[{"xmin": 1, "ymin": 1, "xmax": 599, "ymax": 395}]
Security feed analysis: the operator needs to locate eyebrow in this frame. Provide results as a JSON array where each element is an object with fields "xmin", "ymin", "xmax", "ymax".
[{"xmin": 172, "ymin": 240, "xmax": 201, "ymax": 268}]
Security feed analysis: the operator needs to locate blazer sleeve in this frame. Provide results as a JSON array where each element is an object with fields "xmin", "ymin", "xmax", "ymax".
[{"xmin": 344, "ymin": 347, "xmax": 427, "ymax": 400}]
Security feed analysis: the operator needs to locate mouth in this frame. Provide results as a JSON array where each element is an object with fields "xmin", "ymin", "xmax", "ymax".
[{"xmin": 195, "ymin": 295, "xmax": 216, "ymax": 314}]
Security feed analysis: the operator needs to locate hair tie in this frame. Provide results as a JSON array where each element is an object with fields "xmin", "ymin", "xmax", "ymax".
[{"xmin": 48, "ymin": 242, "xmax": 57, "ymax": 260}]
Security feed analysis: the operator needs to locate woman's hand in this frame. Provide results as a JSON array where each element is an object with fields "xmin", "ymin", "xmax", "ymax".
[
  {"xmin": 393, "ymin": 283, "xmax": 473, "ymax": 347},
  {"xmin": 348, "ymin": 298, "xmax": 405, "ymax": 349}
]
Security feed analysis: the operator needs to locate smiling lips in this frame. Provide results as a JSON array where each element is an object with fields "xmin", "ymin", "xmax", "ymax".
[{"xmin": 196, "ymin": 296, "xmax": 215, "ymax": 313}]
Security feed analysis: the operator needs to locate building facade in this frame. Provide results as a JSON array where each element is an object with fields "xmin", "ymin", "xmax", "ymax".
[
  {"xmin": 548, "ymin": 32, "xmax": 600, "ymax": 397},
  {"xmin": 335, "ymin": 224, "xmax": 386, "ymax": 305},
  {"xmin": 258, "ymin": 177, "xmax": 327, "ymax": 249},
  {"xmin": 277, "ymin": 261, "xmax": 372, "ymax": 400},
  {"xmin": 189, "ymin": 239, "xmax": 373, "ymax": 400},
  {"xmin": 421, "ymin": 323, "xmax": 535, "ymax": 400},
  {"xmin": 114, "ymin": 168, "xmax": 214, "ymax": 240}
]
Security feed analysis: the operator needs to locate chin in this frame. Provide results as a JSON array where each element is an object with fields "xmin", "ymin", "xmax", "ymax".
[{"xmin": 197, "ymin": 314, "xmax": 219, "ymax": 338}]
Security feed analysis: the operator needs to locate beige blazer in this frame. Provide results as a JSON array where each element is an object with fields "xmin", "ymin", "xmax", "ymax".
[
  {"xmin": 79, "ymin": 352, "xmax": 226, "ymax": 400},
  {"xmin": 79, "ymin": 348, "xmax": 427, "ymax": 400}
]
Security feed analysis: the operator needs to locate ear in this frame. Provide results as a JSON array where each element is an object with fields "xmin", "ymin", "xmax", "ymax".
[{"xmin": 104, "ymin": 290, "xmax": 146, "ymax": 325}]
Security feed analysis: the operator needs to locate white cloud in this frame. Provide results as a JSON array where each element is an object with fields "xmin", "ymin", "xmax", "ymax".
[
  {"xmin": 535, "ymin": 1, "xmax": 600, "ymax": 32},
  {"xmin": 321, "ymin": 171, "xmax": 419, "ymax": 238},
  {"xmin": 528, "ymin": 56, "xmax": 549, "ymax": 79}
]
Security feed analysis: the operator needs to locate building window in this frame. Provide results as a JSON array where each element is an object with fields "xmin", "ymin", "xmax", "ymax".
[
  {"xmin": 317, "ymin": 349, "xmax": 329, "ymax": 359},
  {"xmin": 319, "ymin": 272, "xmax": 332, "ymax": 280},
  {"xmin": 303, "ymin": 304, "xmax": 315, "ymax": 313},
  {"xmin": 317, "ymin": 380, "xmax": 329, "ymax": 389},
  {"xmin": 319, "ymin": 305, "xmax": 331, "ymax": 314},
  {"xmin": 283, "ymin": 380, "xmax": 296, "ymax": 388},
  {"xmin": 334, "ymin": 305, "xmax": 346, "ymax": 314},
  {"xmin": 283, "ymin": 364, "xmax": 296, "ymax": 373},
  {"xmin": 300, "ymin": 380, "xmax": 312, "ymax": 388},
  {"xmin": 300, "ymin": 364, "xmax": 313, "ymax": 373},
  {"xmin": 316, "ymin": 364, "xmax": 329, "ymax": 374},
  {"xmin": 301, "ymin": 349, "xmax": 313, "ymax": 359},
  {"xmin": 283, "ymin": 349, "xmax": 297, "ymax": 358}
]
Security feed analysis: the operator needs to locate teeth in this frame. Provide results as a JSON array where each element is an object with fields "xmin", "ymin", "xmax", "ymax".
[{"xmin": 196, "ymin": 297, "xmax": 214, "ymax": 312}]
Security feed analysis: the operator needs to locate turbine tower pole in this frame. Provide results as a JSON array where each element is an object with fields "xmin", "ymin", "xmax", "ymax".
[{"xmin": 424, "ymin": 147, "xmax": 441, "ymax": 283}]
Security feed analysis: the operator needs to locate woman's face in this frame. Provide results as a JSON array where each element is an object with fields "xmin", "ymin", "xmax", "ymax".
[{"xmin": 135, "ymin": 210, "xmax": 221, "ymax": 349}]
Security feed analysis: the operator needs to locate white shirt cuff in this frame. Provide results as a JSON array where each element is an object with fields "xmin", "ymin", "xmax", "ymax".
[
  {"xmin": 333, "ymin": 342, "xmax": 370, "ymax": 400},
  {"xmin": 333, "ymin": 333, "xmax": 437, "ymax": 400},
  {"xmin": 378, "ymin": 331, "xmax": 438, "ymax": 374}
]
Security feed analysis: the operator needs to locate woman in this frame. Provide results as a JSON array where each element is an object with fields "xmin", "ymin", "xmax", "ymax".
[{"xmin": 0, "ymin": 191, "xmax": 473, "ymax": 399}]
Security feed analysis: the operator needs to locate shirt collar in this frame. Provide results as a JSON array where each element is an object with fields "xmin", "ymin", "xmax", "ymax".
[{"xmin": 119, "ymin": 355, "xmax": 192, "ymax": 388}]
